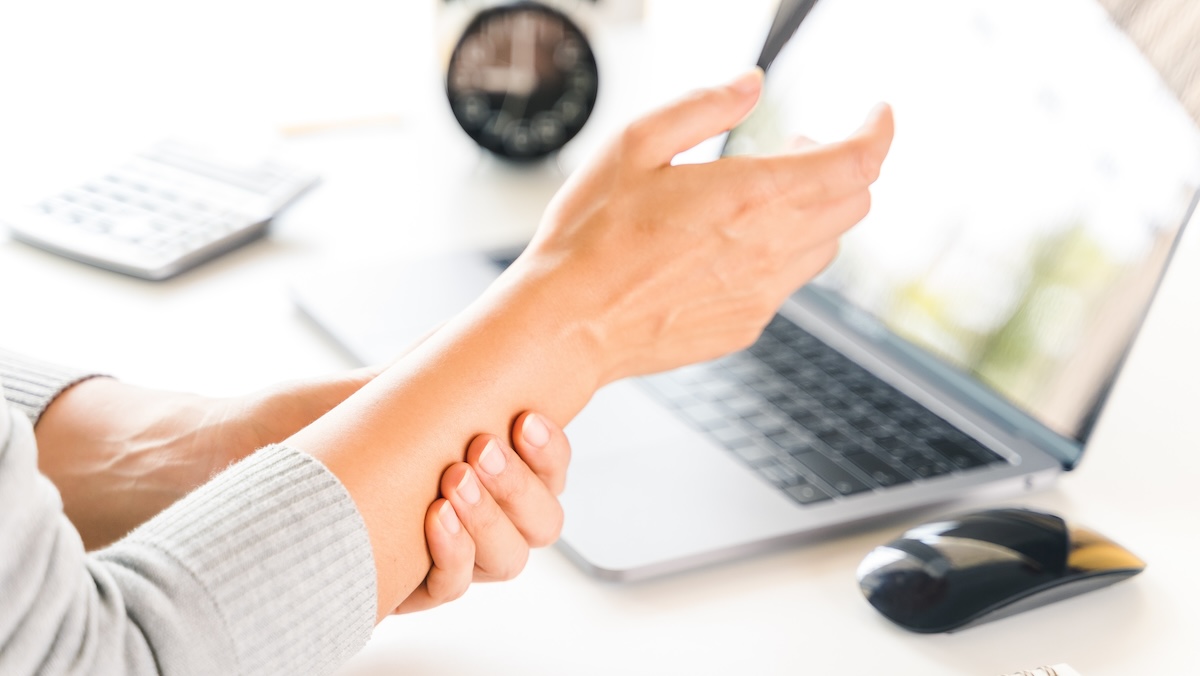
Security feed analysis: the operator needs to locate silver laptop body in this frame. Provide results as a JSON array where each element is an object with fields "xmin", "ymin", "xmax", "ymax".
[{"xmin": 294, "ymin": 0, "xmax": 1200, "ymax": 581}]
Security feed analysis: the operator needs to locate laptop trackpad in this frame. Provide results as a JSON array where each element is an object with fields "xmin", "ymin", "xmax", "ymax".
[{"xmin": 560, "ymin": 380, "xmax": 803, "ymax": 579}]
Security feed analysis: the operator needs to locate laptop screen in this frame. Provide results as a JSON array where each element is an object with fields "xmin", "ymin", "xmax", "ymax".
[{"xmin": 725, "ymin": 0, "xmax": 1200, "ymax": 451}]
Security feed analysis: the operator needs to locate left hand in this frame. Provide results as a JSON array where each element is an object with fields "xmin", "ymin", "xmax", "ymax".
[
  {"xmin": 513, "ymin": 70, "xmax": 893, "ymax": 382},
  {"xmin": 393, "ymin": 411, "xmax": 571, "ymax": 614}
]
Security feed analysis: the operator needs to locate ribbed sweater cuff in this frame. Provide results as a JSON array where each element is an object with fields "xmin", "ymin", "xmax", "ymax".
[
  {"xmin": 114, "ymin": 444, "xmax": 377, "ymax": 676},
  {"xmin": 0, "ymin": 349, "xmax": 106, "ymax": 425}
]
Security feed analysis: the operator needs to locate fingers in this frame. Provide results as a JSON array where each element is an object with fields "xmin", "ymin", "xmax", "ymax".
[
  {"xmin": 784, "ymin": 183, "xmax": 873, "ymax": 247},
  {"xmin": 751, "ymin": 102, "xmax": 895, "ymax": 206},
  {"xmin": 778, "ymin": 239, "xmax": 841, "ymax": 301},
  {"xmin": 441, "ymin": 461, "xmax": 531, "ymax": 582},
  {"xmin": 392, "ymin": 500, "xmax": 474, "ymax": 614},
  {"xmin": 510, "ymin": 412, "xmax": 571, "ymax": 495},
  {"xmin": 397, "ymin": 415, "xmax": 569, "ymax": 612},
  {"xmin": 467, "ymin": 434, "xmax": 564, "ymax": 549},
  {"xmin": 624, "ymin": 67, "xmax": 764, "ymax": 167}
]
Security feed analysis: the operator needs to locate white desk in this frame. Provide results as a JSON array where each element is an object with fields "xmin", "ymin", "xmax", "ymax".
[{"xmin": 2, "ymin": 1, "xmax": 1198, "ymax": 674}]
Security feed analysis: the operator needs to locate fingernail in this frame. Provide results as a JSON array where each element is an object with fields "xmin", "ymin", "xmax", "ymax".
[
  {"xmin": 457, "ymin": 469, "xmax": 482, "ymax": 504},
  {"xmin": 862, "ymin": 102, "xmax": 891, "ymax": 128},
  {"xmin": 479, "ymin": 439, "xmax": 507, "ymax": 476},
  {"xmin": 730, "ymin": 67, "xmax": 763, "ymax": 95},
  {"xmin": 522, "ymin": 413, "xmax": 551, "ymax": 449},
  {"xmin": 438, "ymin": 501, "xmax": 461, "ymax": 534}
]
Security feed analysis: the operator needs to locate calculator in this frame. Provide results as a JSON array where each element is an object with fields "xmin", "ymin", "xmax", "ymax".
[{"xmin": 0, "ymin": 140, "xmax": 319, "ymax": 280}]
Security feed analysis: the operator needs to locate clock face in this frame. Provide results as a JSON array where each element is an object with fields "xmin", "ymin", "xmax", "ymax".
[{"xmin": 446, "ymin": 2, "xmax": 600, "ymax": 160}]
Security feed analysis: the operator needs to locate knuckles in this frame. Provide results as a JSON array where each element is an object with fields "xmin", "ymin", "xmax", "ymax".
[
  {"xmin": 619, "ymin": 118, "xmax": 656, "ymax": 154},
  {"xmin": 849, "ymin": 140, "xmax": 882, "ymax": 186},
  {"xmin": 524, "ymin": 503, "xmax": 565, "ymax": 549},
  {"xmin": 489, "ymin": 545, "xmax": 531, "ymax": 582},
  {"xmin": 432, "ymin": 578, "xmax": 470, "ymax": 605}
]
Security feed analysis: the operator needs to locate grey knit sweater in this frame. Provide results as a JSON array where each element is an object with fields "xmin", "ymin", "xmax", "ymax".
[{"xmin": 0, "ymin": 350, "xmax": 377, "ymax": 675}]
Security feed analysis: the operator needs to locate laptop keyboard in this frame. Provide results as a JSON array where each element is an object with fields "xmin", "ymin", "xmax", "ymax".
[{"xmin": 638, "ymin": 315, "xmax": 1008, "ymax": 506}]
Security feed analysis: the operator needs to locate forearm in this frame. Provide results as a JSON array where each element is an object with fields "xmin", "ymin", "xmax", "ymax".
[
  {"xmin": 35, "ymin": 367, "xmax": 380, "ymax": 550},
  {"xmin": 287, "ymin": 74, "xmax": 894, "ymax": 621},
  {"xmin": 287, "ymin": 262, "xmax": 606, "ymax": 619},
  {"xmin": 34, "ymin": 379, "xmax": 229, "ymax": 548}
]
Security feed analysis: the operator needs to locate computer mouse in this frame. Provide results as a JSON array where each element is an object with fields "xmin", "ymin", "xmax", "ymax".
[{"xmin": 856, "ymin": 507, "xmax": 1145, "ymax": 633}]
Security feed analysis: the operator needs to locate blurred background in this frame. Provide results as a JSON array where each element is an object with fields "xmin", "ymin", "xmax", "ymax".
[{"xmin": 1100, "ymin": 0, "xmax": 1200, "ymax": 124}]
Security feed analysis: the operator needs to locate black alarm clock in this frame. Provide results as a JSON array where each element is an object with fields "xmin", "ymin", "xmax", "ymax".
[{"xmin": 444, "ymin": 1, "xmax": 600, "ymax": 160}]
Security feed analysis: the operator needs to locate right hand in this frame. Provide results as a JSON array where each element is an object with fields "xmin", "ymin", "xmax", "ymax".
[
  {"xmin": 397, "ymin": 412, "xmax": 571, "ymax": 613},
  {"xmin": 508, "ymin": 68, "xmax": 894, "ymax": 384}
]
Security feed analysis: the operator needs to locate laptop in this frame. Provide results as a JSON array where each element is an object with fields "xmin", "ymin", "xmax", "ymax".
[{"xmin": 292, "ymin": 0, "xmax": 1200, "ymax": 581}]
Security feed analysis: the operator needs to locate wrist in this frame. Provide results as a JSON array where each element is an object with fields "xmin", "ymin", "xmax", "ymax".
[
  {"xmin": 493, "ymin": 256, "xmax": 613, "ymax": 392},
  {"xmin": 289, "ymin": 254, "xmax": 620, "ymax": 619}
]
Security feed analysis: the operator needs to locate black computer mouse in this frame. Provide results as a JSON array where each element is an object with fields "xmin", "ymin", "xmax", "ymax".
[{"xmin": 856, "ymin": 507, "xmax": 1145, "ymax": 633}]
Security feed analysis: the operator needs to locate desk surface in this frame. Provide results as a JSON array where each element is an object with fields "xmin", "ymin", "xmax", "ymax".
[{"xmin": 2, "ymin": 1, "xmax": 1198, "ymax": 674}]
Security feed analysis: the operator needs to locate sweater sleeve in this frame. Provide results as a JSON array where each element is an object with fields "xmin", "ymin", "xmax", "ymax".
[
  {"xmin": 0, "ymin": 386, "xmax": 378, "ymax": 676},
  {"xmin": 0, "ymin": 348, "xmax": 105, "ymax": 426}
]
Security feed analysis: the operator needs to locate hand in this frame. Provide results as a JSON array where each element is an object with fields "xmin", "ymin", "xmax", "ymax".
[
  {"xmin": 394, "ymin": 412, "xmax": 570, "ymax": 613},
  {"xmin": 36, "ymin": 366, "xmax": 381, "ymax": 550},
  {"xmin": 508, "ymin": 68, "xmax": 894, "ymax": 383},
  {"xmin": 285, "ymin": 72, "xmax": 893, "ymax": 618}
]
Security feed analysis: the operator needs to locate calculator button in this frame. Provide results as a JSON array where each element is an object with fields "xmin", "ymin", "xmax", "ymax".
[{"xmin": 108, "ymin": 216, "xmax": 156, "ymax": 241}]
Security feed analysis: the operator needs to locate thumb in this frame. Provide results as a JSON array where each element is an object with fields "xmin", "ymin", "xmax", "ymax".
[{"xmin": 625, "ymin": 67, "xmax": 763, "ymax": 167}]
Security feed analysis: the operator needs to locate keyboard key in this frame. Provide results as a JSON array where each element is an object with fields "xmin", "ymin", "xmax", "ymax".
[
  {"xmin": 791, "ymin": 452, "xmax": 872, "ymax": 495},
  {"xmin": 872, "ymin": 398, "xmax": 904, "ymax": 415},
  {"xmin": 842, "ymin": 405, "xmax": 877, "ymax": 428},
  {"xmin": 788, "ymin": 411, "xmax": 824, "ymax": 431},
  {"xmin": 760, "ymin": 387, "xmax": 794, "ymax": 406},
  {"xmin": 814, "ymin": 427, "xmax": 862, "ymax": 453},
  {"xmin": 843, "ymin": 379, "xmax": 878, "ymax": 398},
  {"xmin": 697, "ymin": 379, "xmax": 739, "ymax": 402},
  {"xmin": 799, "ymin": 412, "xmax": 836, "ymax": 434},
  {"xmin": 872, "ymin": 434, "xmax": 910, "ymax": 455},
  {"xmin": 710, "ymin": 425, "xmax": 750, "ymax": 446},
  {"xmin": 933, "ymin": 448, "xmax": 985, "ymax": 469},
  {"xmin": 929, "ymin": 432, "xmax": 1005, "ymax": 463},
  {"xmin": 766, "ymin": 428, "xmax": 815, "ymax": 454},
  {"xmin": 721, "ymin": 395, "xmax": 763, "ymax": 416},
  {"xmin": 898, "ymin": 454, "xmax": 952, "ymax": 479},
  {"xmin": 729, "ymin": 440, "xmax": 776, "ymax": 465},
  {"xmin": 677, "ymin": 402, "xmax": 728, "ymax": 429},
  {"xmin": 845, "ymin": 452, "xmax": 910, "ymax": 487},
  {"xmin": 641, "ymin": 374, "xmax": 693, "ymax": 404},
  {"xmin": 757, "ymin": 461, "xmax": 802, "ymax": 487},
  {"xmin": 784, "ymin": 481, "xmax": 833, "ymax": 505},
  {"xmin": 923, "ymin": 436, "xmax": 1001, "ymax": 469},
  {"xmin": 742, "ymin": 412, "xmax": 785, "ymax": 436},
  {"xmin": 854, "ymin": 418, "xmax": 896, "ymax": 437}
]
